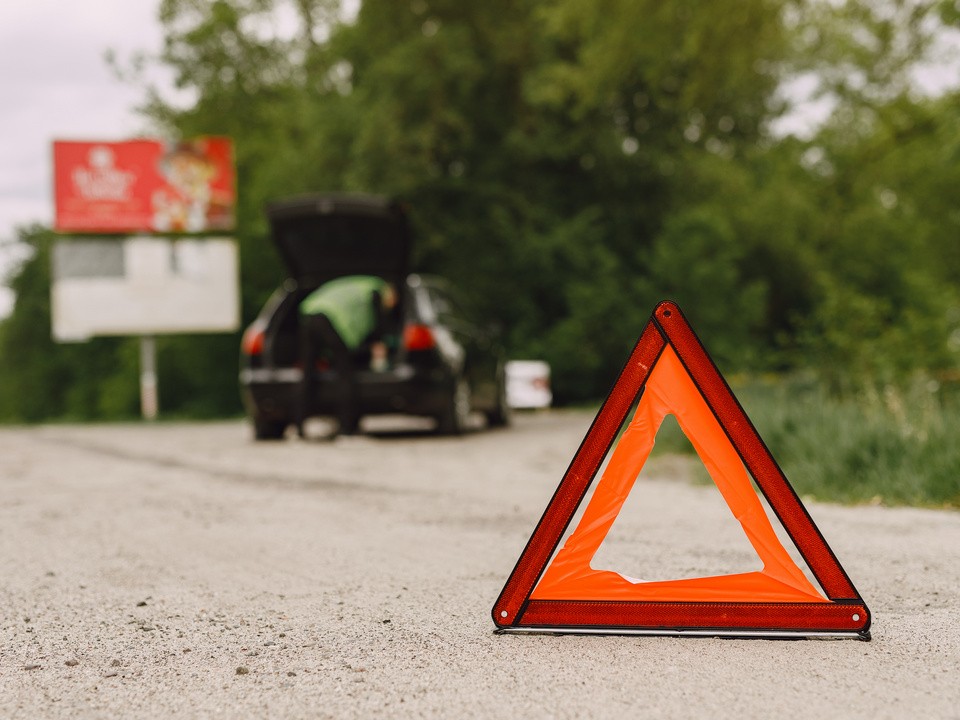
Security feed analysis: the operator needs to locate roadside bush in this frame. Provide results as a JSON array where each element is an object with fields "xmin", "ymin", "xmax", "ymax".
[
  {"xmin": 651, "ymin": 374, "xmax": 960, "ymax": 508},
  {"xmin": 741, "ymin": 375, "xmax": 960, "ymax": 508}
]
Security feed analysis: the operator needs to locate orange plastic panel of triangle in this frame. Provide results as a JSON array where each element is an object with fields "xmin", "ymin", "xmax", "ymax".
[
  {"xmin": 531, "ymin": 345, "xmax": 825, "ymax": 603},
  {"xmin": 492, "ymin": 301, "xmax": 870, "ymax": 638}
]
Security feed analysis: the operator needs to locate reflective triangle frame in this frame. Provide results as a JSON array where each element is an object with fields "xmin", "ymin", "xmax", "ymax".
[{"xmin": 492, "ymin": 301, "xmax": 871, "ymax": 639}]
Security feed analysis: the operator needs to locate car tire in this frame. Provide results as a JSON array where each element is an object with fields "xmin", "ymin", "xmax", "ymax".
[
  {"xmin": 485, "ymin": 372, "xmax": 512, "ymax": 428},
  {"xmin": 253, "ymin": 417, "xmax": 287, "ymax": 441},
  {"xmin": 436, "ymin": 376, "xmax": 471, "ymax": 435}
]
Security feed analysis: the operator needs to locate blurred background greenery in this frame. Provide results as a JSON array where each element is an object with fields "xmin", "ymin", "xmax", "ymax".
[{"xmin": 1, "ymin": 0, "xmax": 959, "ymax": 505}]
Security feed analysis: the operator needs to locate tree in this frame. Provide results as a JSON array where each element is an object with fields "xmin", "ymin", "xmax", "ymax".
[
  {"xmin": 795, "ymin": 91, "xmax": 960, "ymax": 391},
  {"xmin": 307, "ymin": 0, "xmax": 794, "ymax": 398},
  {"xmin": 0, "ymin": 227, "xmax": 140, "ymax": 422},
  {"xmin": 7, "ymin": 0, "xmax": 952, "ymax": 419}
]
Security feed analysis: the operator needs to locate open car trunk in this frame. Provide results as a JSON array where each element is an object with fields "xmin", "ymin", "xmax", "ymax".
[
  {"xmin": 264, "ymin": 193, "xmax": 413, "ymax": 369},
  {"xmin": 267, "ymin": 193, "xmax": 411, "ymax": 289}
]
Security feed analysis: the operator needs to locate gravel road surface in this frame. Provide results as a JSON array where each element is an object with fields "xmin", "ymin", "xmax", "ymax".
[{"xmin": 1, "ymin": 412, "xmax": 958, "ymax": 719}]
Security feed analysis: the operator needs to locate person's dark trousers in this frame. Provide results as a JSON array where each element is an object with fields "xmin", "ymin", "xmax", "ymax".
[{"xmin": 298, "ymin": 314, "xmax": 360, "ymax": 437}]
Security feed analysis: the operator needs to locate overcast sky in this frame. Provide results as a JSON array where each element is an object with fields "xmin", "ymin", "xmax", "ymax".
[{"xmin": 0, "ymin": 0, "xmax": 172, "ymax": 315}]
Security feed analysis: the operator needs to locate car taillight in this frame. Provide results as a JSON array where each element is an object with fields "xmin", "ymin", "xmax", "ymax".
[
  {"xmin": 241, "ymin": 322, "xmax": 266, "ymax": 356},
  {"xmin": 403, "ymin": 324, "xmax": 436, "ymax": 351}
]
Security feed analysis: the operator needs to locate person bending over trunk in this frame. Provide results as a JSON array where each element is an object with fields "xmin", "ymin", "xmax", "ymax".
[{"xmin": 298, "ymin": 275, "xmax": 397, "ymax": 437}]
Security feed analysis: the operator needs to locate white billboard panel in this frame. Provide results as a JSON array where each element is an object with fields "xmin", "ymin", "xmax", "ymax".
[{"xmin": 51, "ymin": 236, "xmax": 240, "ymax": 342}]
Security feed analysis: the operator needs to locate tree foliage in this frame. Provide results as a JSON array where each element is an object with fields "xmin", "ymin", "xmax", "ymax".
[
  {"xmin": 0, "ymin": 228, "xmax": 140, "ymax": 422},
  {"xmin": 2, "ymin": 0, "xmax": 959, "ymax": 420}
]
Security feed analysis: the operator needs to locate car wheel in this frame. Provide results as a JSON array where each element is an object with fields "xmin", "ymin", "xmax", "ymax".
[
  {"xmin": 253, "ymin": 417, "xmax": 287, "ymax": 441},
  {"xmin": 485, "ymin": 372, "xmax": 512, "ymax": 428},
  {"xmin": 437, "ymin": 376, "xmax": 471, "ymax": 435}
]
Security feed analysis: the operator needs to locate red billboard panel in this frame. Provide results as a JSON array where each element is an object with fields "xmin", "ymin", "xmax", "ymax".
[{"xmin": 53, "ymin": 137, "xmax": 235, "ymax": 233}]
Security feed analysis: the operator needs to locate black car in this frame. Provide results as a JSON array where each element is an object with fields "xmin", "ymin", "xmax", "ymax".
[{"xmin": 239, "ymin": 193, "xmax": 510, "ymax": 439}]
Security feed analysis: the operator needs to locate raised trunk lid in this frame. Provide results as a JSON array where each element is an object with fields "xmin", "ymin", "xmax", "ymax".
[{"xmin": 267, "ymin": 193, "xmax": 411, "ymax": 288}]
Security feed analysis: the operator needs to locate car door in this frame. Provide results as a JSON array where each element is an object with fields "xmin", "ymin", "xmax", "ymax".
[{"xmin": 424, "ymin": 281, "xmax": 499, "ymax": 409}]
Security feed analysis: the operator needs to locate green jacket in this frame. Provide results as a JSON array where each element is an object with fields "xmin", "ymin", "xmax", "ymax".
[{"xmin": 300, "ymin": 275, "xmax": 390, "ymax": 350}]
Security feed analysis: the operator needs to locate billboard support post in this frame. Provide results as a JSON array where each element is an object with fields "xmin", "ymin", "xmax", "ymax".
[{"xmin": 139, "ymin": 335, "xmax": 158, "ymax": 421}]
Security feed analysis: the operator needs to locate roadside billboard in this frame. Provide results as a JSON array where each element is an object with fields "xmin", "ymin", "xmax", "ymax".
[
  {"xmin": 49, "ymin": 232, "xmax": 240, "ymax": 420},
  {"xmin": 50, "ymin": 236, "xmax": 240, "ymax": 342},
  {"xmin": 53, "ymin": 137, "xmax": 235, "ymax": 233}
]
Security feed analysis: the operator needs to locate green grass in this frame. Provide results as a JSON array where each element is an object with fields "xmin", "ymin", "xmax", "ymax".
[{"xmin": 650, "ymin": 374, "xmax": 960, "ymax": 509}]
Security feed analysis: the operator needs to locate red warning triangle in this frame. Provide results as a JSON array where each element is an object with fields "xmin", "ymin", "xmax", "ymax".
[{"xmin": 492, "ymin": 301, "xmax": 870, "ymax": 639}]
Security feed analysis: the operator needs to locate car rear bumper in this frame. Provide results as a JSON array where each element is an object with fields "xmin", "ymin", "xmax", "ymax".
[{"xmin": 240, "ymin": 364, "xmax": 453, "ymax": 423}]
